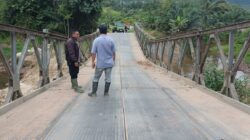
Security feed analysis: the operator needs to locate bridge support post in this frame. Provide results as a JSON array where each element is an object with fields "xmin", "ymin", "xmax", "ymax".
[
  {"xmin": 167, "ymin": 41, "xmax": 175, "ymax": 70},
  {"xmin": 146, "ymin": 42, "xmax": 152, "ymax": 58},
  {"xmin": 160, "ymin": 42, "xmax": 166, "ymax": 67},
  {"xmin": 155, "ymin": 42, "xmax": 160, "ymax": 63},
  {"xmin": 142, "ymin": 36, "xmax": 149, "ymax": 55},
  {"xmin": 53, "ymin": 41, "xmax": 63, "ymax": 78},
  {"xmin": 194, "ymin": 35, "xmax": 202, "ymax": 84},
  {"xmin": 220, "ymin": 31, "xmax": 249, "ymax": 101},
  {"xmin": 3, "ymin": 32, "xmax": 34, "ymax": 103},
  {"xmin": 39, "ymin": 37, "xmax": 50, "ymax": 87},
  {"xmin": 177, "ymin": 40, "xmax": 188, "ymax": 75}
]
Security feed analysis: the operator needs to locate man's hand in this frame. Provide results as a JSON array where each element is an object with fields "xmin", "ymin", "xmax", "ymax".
[
  {"xmin": 92, "ymin": 63, "xmax": 96, "ymax": 69},
  {"xmin": 74, "ymin": 62, "xmax": 79, "ymax": 67}
]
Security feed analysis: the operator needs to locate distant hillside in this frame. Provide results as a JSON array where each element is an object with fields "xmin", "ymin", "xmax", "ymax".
[
  {"xmin": 228, "ymin": 0, "xmax": 250, "ymax": 5},
  {"xmin": 228, "ymin": 0, "xmax": 250, "ymax": 10}
]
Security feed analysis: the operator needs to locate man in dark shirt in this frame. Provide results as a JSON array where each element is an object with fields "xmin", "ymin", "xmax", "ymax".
[{"xmin": 65, "ymin": 30, "xmax": 84, "ymax": 93}]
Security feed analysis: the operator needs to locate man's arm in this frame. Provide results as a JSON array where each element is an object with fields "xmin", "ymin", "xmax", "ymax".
[
  {"xmin": 113, "ymin": 52, "xmax": 116, "ymax": 62},
  {"xmin": 91, "ymin": 40, "xmax": 97, "ymax": 69},
  {"xmin": 92, "ymin": 53, "xmax": 96, "ymax": 69},
  {"xmin": 111, "ymin": 39, "xmax": 116, "ymax": 63}
]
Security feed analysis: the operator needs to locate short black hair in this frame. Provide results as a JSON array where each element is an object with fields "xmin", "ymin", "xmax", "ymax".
[
  {"xmin": 99, "ymin": 24, "xmax": 108, "ymax": 34},
  {"xmin": 71, "ymin": 30, "xmax": 79, "ymax": 35}
]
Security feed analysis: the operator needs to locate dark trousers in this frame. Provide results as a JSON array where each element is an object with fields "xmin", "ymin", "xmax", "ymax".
[{"xmin": 68, "ymin": 62, "xmax": 79, "ymax": 79}]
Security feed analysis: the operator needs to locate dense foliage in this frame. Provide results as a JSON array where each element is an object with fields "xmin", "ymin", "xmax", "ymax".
[
  {"xmin": 1, "ymin": 0, "xmax": 249, "ymax": 34},
  {"xmin": 204, "ymin": 64, "xmax": 224, "ymax": 91},
  {"xmin": 58, "ymin": 0, "xmax": 102, "ymax": 34},
  {"xmin": 100, "ymin": 0, "xmax": 250, "ymax": 34},
  {"xmin": 0, "ymin": 0, "xmax": 5, "ymax": 22},
  {"xmin": 0, "ymin": 0, "xmax": 102, "ymax": 34},
  {"xmin": 204, "ymin": 63, "xmax": 250, "ymax": 104}
]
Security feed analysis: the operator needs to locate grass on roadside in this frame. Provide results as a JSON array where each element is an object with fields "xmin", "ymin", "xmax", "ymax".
[{"xmin": 1, "ymin": 42, "xmax": 25, "ymax": 59}]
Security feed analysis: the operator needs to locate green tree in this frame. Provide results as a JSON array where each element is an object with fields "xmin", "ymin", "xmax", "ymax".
[
  {"xmin": 220, "ymin": 5, "xmax": 250, "ymax": 24},
  {"xmin": 201, "ymin": 0, "xmax": 229, "ymax": 28},
  {"xmin": 98, "ymin": 7, "xmax": 122, "ymax": 25},
  {"xmin": 204, "ymin": 64, "xmax": 224, "ymax": 91},
  {"xmin": 163, "ymin": 1, "xmax": 201, "ymax": 32},
  {"xmin": 0, "ymin": 0, "xmax": 5, "ymax": 22},
  {"xmin": 3, "ymin": 0, "xmax": 102, "ymax": 34},
  {"xmin": 169, "ymin": 16, "xmax": 189, "ymax": 33},
  {"xmin": 4, "ymin": 0, "xmax": 60, "ymax": 31},
  {"xmin": 60, "ymin": 0, "xmax": 102, "ymax": 34},
  {"xmin": 58, "ymin": 4, "xmax": 72, "ymax": 36}
]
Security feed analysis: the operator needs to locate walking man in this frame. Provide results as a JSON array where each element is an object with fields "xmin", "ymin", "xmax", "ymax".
[
  {"xmin": 65, "ymin": 30, "xmax": 84, "ymax": 93},
  {"xmin": 89, "ymin": 25, "xmax": 116, "ymax": 96}
]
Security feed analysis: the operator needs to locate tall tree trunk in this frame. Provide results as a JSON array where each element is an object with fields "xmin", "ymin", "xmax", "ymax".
[{"xmin": 67, "ymin": 19, "xmax": 70, "ymax": 38}]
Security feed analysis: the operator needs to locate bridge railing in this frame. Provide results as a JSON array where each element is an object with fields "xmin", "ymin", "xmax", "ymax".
[
  {"xmin": 0, "ymin": 24, "xmax": 99, "ymax": 104},
  {"xmin": 135, "ymin": 22, "xmax": 250, "ymax": 101}
]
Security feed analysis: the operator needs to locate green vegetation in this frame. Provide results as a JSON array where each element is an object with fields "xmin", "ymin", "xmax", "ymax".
[
  {"xmin": 204, "ymin": 64, "xmax": 224, "ymax": 91},
  {"xmin": 0, "ymin": 0, "xmax": 5, "ymax": 22},
  {"xmin": 2, "ymin": 43, "xmax": 23, "ymax": 58},
  {"xmin": 2, "ymin": 0, "xmax": 248, "ymax": 35},
  {"xmin": 235, "ymin": 76, "xmax": 250, "ymax": 104},
  {"xmin": 0, "ymin": 36, "xmax": 27, "ymax": 58},
  {"xmin": 204, "ymin": 63, "xmax": 250, "ymax": 104},
  {"xmin": 99, "ymin": 0, "xmax": 250, "ymax": 35},
  {"xmin": 98, "ymin": 7, "xmax": 122, "ymax": 26},
  {"xmin": 0, "ymin": 0, "xmax": 102, "ymax": 34},
  {"xmin": 139, "ymin": 0, "xmax": 250, "ymax": 34}
]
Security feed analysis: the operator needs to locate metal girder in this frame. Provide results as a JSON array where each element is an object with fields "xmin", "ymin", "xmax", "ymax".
[
  {"xmin": 134, "ymin": 21, "xmax": 250, "ymax": 101},
  {"xmin": 0, "ymin": 24, "xmax": 99, "ymax": 104}
]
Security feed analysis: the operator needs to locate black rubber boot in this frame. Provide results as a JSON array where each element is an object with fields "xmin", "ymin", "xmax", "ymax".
[
  {"xmin": 88, "ymin": 82, "xmax": 98, "ymax": 97},
  {"xmin": 104, "ymin": 82, "xmax": 111, "ymax": 96}
]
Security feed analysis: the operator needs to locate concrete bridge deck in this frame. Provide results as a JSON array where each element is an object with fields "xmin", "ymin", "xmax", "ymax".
[{"xmin": 0, "ymin": 33, "xmax": 250, "ymax": 140}]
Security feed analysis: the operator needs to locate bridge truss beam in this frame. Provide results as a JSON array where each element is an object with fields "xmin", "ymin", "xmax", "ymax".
[
  {"xmin": 135, "ymin": 21, "xmax": 250, "ymax": 101},
  {"xmin": 0, "ymin": 24, "xmax": 99, "ymax": 104}
]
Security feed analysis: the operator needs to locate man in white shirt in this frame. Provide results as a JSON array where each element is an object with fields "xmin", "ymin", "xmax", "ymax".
[{"xmin": 88, "ymin": 24, "xmax": 116, "ymax": 97}]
